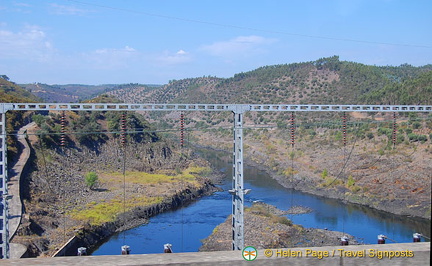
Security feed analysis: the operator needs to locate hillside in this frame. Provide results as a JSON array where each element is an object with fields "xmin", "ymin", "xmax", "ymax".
[
  {"xmin": 12, "ymin": 94, "xmax": 220, "ymax": 257},
  {"xmin": 102, "ymin": 57, "xmax": 432, "ymax": 220},
  {"xmin": 105, "ymin": 56, "xmax": 432, "ymax": 105},
  {"xmin": 0, "ymin": 75, "xmax": 39, "ymax": 103},
  {"xmin": 0, "ymin": 75, "xmax": 40, "ymax": 158},
  {"xmin": 19, "ymin": 83, "xmax": 161, "ymax": 103},
  {"xmin": 18, "ymin": 83, "xmax": 117, "ymax": 103}
]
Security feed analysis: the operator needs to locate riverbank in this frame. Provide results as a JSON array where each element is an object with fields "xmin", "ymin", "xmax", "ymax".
[
  {"xmin": 89, "ymin": 147, "xmax": 431, "ymax": 255},
  {"xmin": 194, "ymin": 140, "xmax": 431, "ymax": 220},
  {"xmin": 200, "ymin": 203, "xmax": 358, "ymax": 251},
  {"xmin": 246, "ymin": 157, "xmax": 431, "ymax": 220},
  {"xmin": 57, "ymin": 179, "xmax": 219, "ymax": 256}
]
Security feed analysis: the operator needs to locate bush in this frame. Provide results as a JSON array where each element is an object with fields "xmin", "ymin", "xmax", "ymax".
[
  {"xmin": 85, "ymin": 172, "xmax": 98, "ymax": 190},
  {"xmin": 412, "ymin": 122, "xmax": 421, "ymax": 129},
  {"xmin": 377, "ymin": 127, "xmax": 392, "ymax": 136},
  {"xmin": 347, "ymin": 175, "xmax": 355, "ymax": 187},
  {"xmin": 408, "ymin": 133, "xmax": 428, "ymax": 143},
  {"xmin": 321, "ymin": 169, "xmax": 328, "ymax": 179},
  {"xmin": 32, "ymin": 114, "xmax": 47, "ymax": 127}
]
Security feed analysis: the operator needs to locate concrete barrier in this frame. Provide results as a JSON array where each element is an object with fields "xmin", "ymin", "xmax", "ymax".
[{"xmin": 2, "ymin": 242, "xmax": 430, "ymax": 265}]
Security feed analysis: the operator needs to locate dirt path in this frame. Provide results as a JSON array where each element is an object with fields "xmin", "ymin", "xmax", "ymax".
[{"xmin": 8, "ymin": 122, "xmax": 36, "ymax": 258}]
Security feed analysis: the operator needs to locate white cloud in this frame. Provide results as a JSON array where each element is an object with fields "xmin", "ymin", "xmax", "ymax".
[
  {"xmin": 156, "ymin": 50, "xmax": 191, "ymax": 65},
  {"xmin": 94, "ymin": 46, "xmax": 136, "ymax": 55},
  {"xmin": 49, "ymin": 3, "xmax": 92, "ymax": 16},
  {"xmin": 15, "ymin": 3, "xmax": 31, "ymax": 7},
  {"xmin": 83, "ymin": 46, "xmax": 139, "ymax": 70},
  {"xmin": 0, "ymin": 25, "xmax": 55, "ymax": 61},
  {"xmin": 200, "ymin": 35, "xmax": 277, "ymax": 59}
]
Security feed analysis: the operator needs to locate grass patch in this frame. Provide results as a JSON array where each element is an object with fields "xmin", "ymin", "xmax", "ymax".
[
  {"xmin": 69, "ymin": 196, "xmax": 163, "ymax": 225},
  {"xmin": 246, "ymin": 204, "xmax": 272, "ymax": 217},
  {"xmin": 282, "ymin": 167, "xmax": 298, "ymax": 177},
  {"xmin": 270, "ymin": 216, "xmax": 293, "ymax": 226},
  {"xmin": 247, "ymin": 204, "xmax": 293, "ymax": 226},
  {"xmin": 100, "ymin": 166, "xmax": 211, "ymax": 187},
  {"xmin": 319, "ymin": 176, "xmax": 343, "ymax": 187}
]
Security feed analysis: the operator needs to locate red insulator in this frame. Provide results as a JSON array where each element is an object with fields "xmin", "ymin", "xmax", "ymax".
[
  {"xmin": 342, "ymin": 113, "xmax": 347, "ymax": 146},
  {"xmin": 290, "ymin": 112, "xmax": 295, "ymax": 146},
  {"xmin": 60, "ymin": 111, "xmax": 67, "ymax": 146},
  {"xmin": 180, "ymin": 113, "xmax": 185, "ymax": 147},
  {"xmin": 392, "ymin": 112, "xmax": 397, "ymax": 146},
  {"xmin": 120, "ymin": 113, "xmax": 127, "ymax": 146}
]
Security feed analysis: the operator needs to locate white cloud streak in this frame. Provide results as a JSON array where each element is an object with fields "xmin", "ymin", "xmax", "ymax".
[
  {"xmin": 49, "ymin": 3, "xmax": 92, "ymax": 16},
  {"xmin": 0, "ymin": 25, "xmax": 55, "ymax": 61},
  {"xmin": 82, "ymin": 46, "xmax": 140, "ymax": 70},
  {"xmin": 200, "ymin": 35, "xmax": 277, "ymax": 59},
  {"xmin": 155, "ymin": 49, "xmax": 192, "ymax": 65}
]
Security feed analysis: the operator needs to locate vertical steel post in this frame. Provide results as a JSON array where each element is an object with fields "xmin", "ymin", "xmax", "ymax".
[
  {"xmin": 230, "ymin": 106, "xmax": 251, "ymax": 251},
  {"xmin": 0, "ymin": 110, "xmax": 9, "ymax": 259}
]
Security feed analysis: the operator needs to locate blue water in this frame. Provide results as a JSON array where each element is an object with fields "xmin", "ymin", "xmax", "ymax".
[{"xmin": 92, "ymin": 151, "xmax": 430, "ymax": 255}]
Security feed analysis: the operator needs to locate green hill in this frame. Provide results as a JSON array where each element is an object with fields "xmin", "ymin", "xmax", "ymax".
[
  {"xmin": 1, "ymin": 75, "xmax": 39, "ymax": 103},
  {"xmin": 102, "ymin": 57, "xmax": 432, "ymax": 220},
  {"xmin": 0, "ymin": 75, "xmax": 40, "ymax": 158},
  {"xmin": 19, "ymin": 83, "xmax": 119, "ymax": 103},
  {"xmin": 106, "ymin": 56, "xmax": 432, "ymax": 105}
]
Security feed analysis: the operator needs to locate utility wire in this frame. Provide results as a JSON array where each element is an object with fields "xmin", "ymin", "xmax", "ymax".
[
  {"xmin": 65, "ymin": 0, "xmax": 430, "ymax": 48},
  {"xmin": 9, "ymin": 115, "xmax": 429, "ymax": 137}
]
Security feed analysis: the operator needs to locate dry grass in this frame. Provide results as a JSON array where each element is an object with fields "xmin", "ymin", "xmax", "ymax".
[
  {"xmin": 99, "ymin": 165, "xmax": 210, "ymax": 187},
  {"xmin": 68, "ymin": 165, "xmax": 211, "ymax": 226},
  {"xmin": 69, "ymin": 196, "xmax": 163, "ymax": 225}
]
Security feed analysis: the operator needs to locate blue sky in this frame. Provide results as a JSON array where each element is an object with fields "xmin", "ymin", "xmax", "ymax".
[{"xmin": 1, "ymin": 0, "xmax": 431, "ymax": 85}]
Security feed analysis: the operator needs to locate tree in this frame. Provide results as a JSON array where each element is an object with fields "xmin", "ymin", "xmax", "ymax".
[
  {"xmin": 32, "ymin": 114, "xmax": 47, "ymax": 127},
  {"xmin": 85, "ymin": 172, "xmax": 98, "ymax": 190}
]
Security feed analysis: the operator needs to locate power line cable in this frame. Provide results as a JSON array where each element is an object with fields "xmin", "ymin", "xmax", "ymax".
[
  {"xmin": 11, "ymin": 115, "xmax": 429, "ymax": 138},
  {"xmin": 65, "ymin": 0, "xmax": 431, "ymax": 48}
]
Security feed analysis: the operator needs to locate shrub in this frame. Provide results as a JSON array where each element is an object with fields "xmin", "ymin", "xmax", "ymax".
[
  {"xmin": 347, "ymin": 175, "xmax": 355, "ymax": 187},
  {"xmin": 321, "ymin": 169, "xmax": 328, "ymax": 179},
  {"xmin": 32, "ymin": 114, "xmax": 47, "ymax": 127},
  {"xmin": 85, "ymin": 172, "xmax": 98, "ymax": 190},
  {"xmin": 408, "ymin": 133, "xmax": 428, "ymax": 143}
]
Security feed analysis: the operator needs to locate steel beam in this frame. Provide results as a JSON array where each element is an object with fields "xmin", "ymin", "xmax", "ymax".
[
  {"xmin": 1, "ymin": 112, "xmax": 9, "ymax": 259},
  {"xmin": 230, "ymin": 111, "xmax": 246, "ymax": 250},
  {"xmin": 5, "ymin": 103, "xmax": 432, "ymax": 112}
]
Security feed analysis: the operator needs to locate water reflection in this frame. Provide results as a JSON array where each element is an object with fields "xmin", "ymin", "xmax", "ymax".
[{"xmin": 92, "ymin": 148, "xmax": 430, "ymax": 255}]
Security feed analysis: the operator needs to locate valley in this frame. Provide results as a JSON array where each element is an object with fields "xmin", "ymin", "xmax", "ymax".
[{"xmin": 1, "ymin": 56, "xmax": 431, "ymax": 257}]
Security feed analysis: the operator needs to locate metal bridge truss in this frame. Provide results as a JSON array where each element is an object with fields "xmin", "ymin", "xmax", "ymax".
[{"xmin": 1, "ymin": 103, "xmax": 431, "ymax": 258}]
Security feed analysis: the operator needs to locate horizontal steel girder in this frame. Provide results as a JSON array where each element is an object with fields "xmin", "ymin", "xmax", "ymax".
[{"xmin": 2, "ymin": 103, "xmax": 432, "ymax": 112}]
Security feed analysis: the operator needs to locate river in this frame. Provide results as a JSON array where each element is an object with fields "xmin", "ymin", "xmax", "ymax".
[{"xmin": 92, "ymin": 149, "xmax": 430, "ymax": 255}]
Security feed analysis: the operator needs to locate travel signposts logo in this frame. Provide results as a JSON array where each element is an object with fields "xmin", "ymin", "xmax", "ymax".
[{"xmin": 242, "ymin": 246, "xmax": 258, "ymax": 261}]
